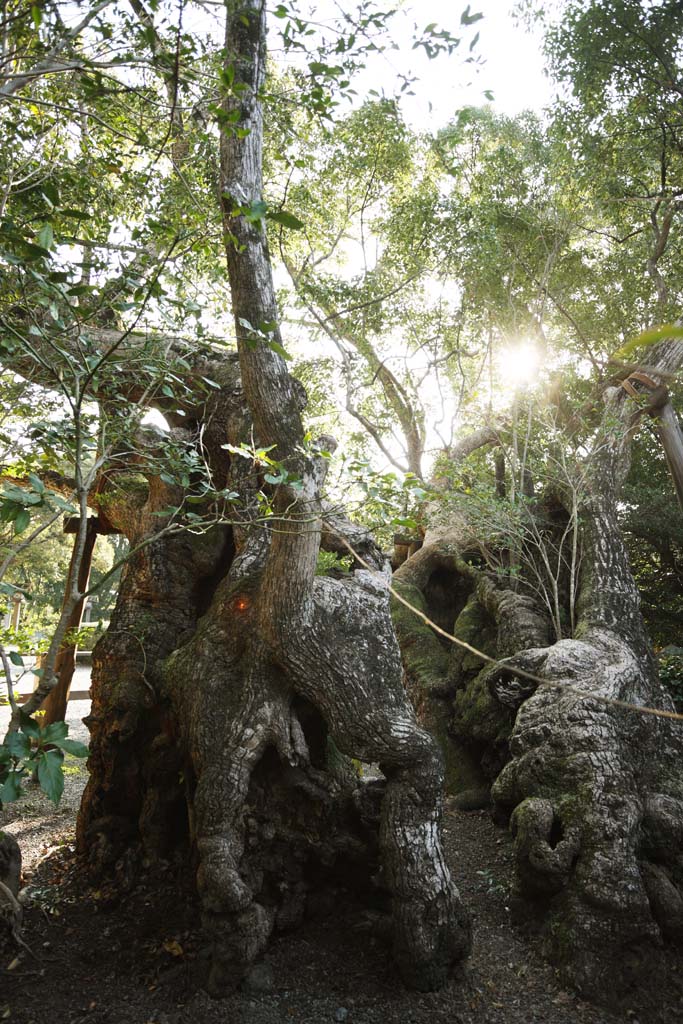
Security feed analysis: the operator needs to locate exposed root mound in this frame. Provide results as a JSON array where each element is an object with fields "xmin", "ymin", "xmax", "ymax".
[
  {"xmin": 489, "ymin": 630, "xmax": 682, "ymax": 999},
  {"xmin": 167, "ymin": 550, "xmax": 471, "ymax": 995}
]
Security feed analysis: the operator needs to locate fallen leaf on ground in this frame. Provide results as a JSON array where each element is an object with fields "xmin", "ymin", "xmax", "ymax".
[{"xmin": 162, "ymin": 938, "xmax": 184, "ymax": 957}]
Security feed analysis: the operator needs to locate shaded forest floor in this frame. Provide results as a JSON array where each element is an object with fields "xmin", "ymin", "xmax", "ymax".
[{"xmin": 1, "ymin": 718, "xmax": 682, "ymax": 1024}]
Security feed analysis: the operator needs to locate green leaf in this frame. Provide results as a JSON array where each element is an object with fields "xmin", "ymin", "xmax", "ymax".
[
  {"xmin": 19, "ymin": 711, "xmax": 41, "ymax": 738},
  {"xmin": 27, "ymin": 473, "xmax": 45, "ymax": 494},
  {"xmin": 6, "ymin": 732, "xmax": 30, "ymax": 759},
  {"xmin": 219, "ymin": 63, "xmax": 234, "ymax": 88},
  {"xmin": 60, "ymin": 209, "xmax": 91, "ymax": 220},
  {"xmin": 8, "ymin": 651, "xmax": 23, "ymax": 667},
  {"xmin": 14, "ymin": 508, "xmax": 30, "ymax": 534},
  {"xmin": 41, "ymin": 721, "xmax": 68, "ymax": 744},
  {"xmin": 37, "ymin": 749, "xmax": 64, "ymax": 806},
  {"xmin": 460, "ymin": 5, "xmax": 483, "ymax": 26},
  {"xmin": 613, "ymin": 324, "xmax": 683, "ymax": 361},
  {"xmin": 56, "ymin": 738, "xmax": 89, "ymax": 758},
  {"xmin": 0, "ymin": 771, "xmax": 23, "ymax": 804},
  {"xmin": 267, "ymin": 340, "xmax": 292, "ymax": 361},
  {"xmin": 48, "ymin": 496, "xmax": 75, "ymax": 513},
  {"xmin": 244, "ymin": 199, "xmax": 268, "ymax": 223},
  {"xmin": 41, "ymin": 181, "xmax": 59, "ymax": 207},
  {"xmin": 308, "ymin": 60, "xmax": 339, "ymax": 76},
  {"xmin": 22, "ymin": 241, "xmax": 49, "ymax": 261},
  {"xmin": 393, "ymin": 516, "xmax": 418, "ymax": 530},
  {"xmin": 267, "ymin": 209, "xmax": 304, "ymax": 230},
  {"xmin": 30, "ymin": 4, "xmax": 42, "ymax": 28},
  {"xmin": 38, "ymin": 223, "xmax": 54, "ymax": 250}
]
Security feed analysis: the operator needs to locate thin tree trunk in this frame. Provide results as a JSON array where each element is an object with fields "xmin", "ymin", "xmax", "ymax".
[{"xmin": 40, "ymin": 517, "xmax": 98, "ymax": 726}]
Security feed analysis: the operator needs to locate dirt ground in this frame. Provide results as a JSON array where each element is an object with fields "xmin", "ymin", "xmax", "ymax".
[{"xmin": 1, "ymin": 707, "xmax": 681, "ymax": 1024}]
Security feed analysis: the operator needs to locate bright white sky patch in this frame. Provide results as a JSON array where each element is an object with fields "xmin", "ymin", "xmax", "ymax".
[
  {"xmin": 497, "ymin": 339, "xmax": 542, "ymax": 392},
  {"xmin": 155, "ymin": 2, "xmax": 555, "ymax": 468},
  {"xmin": 341, "ymin": 0, "xmax": 554, "ymax": 128}
]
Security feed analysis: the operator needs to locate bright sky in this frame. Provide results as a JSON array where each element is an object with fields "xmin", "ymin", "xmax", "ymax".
[
  {"xmin": 327, "ymin": 0, "xmax": 554, "ymax": 126},
  {"xmin": 145, "ymin": 1, "xmax": 557, "ymax": 454},
  {"xmin": 271, "ymin": 2, "xmax": 557, "ymax": 466}
]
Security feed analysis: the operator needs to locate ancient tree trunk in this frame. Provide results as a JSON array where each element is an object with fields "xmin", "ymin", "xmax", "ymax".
[
  {"xmin": 392, "ymin": 536, "xmax": 550, "ymax": 802},
  {"xmin": 77, "ymin": 0, "xmax": 470, "ymax": 995},
  {"xmin": 394, "ymin": 340, "xmax": 683, "ymax": 1000}
]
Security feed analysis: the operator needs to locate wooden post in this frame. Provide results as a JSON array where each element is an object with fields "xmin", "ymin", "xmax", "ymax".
[{"xmin": 9, "ymin": 592, "xmax": 22, "ymax": 630}]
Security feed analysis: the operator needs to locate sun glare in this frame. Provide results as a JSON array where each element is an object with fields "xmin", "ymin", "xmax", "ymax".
[{"xmin": 497, "ymin": 340, "xmax": 541, "ymax": 392}]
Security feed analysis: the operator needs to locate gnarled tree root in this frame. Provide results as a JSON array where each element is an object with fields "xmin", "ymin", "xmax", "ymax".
[
  {"xmin": 167, "ymin": 564, "xmax": 471, "ymax": 995},
  {"xmin": 489, "ymin": 636, "xmax": 683, "ymax": 1001}
]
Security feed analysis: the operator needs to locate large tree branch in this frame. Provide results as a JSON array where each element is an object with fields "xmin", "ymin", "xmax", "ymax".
[
  {"xmin": 445, "ymin": 424, "xmax": 501, "ymax": 463},
  {"xmin": 0, "ymin": 318, "xmax": 229, "ymax": 411},
  {"xmin": 519, "ymin": 334, "xmax": 683, "ymax": 644},
  {"xmin": 220, "ymin": 2, "xmax": 303, "ymax": 459},
  {"xmin": 220, "ymin": 0, "xmax": 322, "ymax": 614}
]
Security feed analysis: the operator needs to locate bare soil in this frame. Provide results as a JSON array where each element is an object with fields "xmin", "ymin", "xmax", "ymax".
[{"xmin": 1, "ymin": 708, "xmax": 681, "ymax": 1024}]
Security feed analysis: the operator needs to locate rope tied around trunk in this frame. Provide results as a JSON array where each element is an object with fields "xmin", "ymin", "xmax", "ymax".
[{"xmin": 329, "ymin": 529, "xmax": 683, "ymax": 725}]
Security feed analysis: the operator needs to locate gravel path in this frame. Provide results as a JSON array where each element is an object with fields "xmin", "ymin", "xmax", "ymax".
[{"xmin": 0, "ymin": 697, "xmax": 91, "ymax": 871}]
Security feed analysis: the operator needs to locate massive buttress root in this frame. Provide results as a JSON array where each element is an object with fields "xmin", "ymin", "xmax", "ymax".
[{"xmin": 165, "ymin": 527, "xmax": 471, "ymax": 995}]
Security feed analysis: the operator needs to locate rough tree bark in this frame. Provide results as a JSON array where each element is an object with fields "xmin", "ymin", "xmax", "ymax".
[
  {"xmin": 393, "ymin": 339, "xmax": 683, "ymax": 1000},
  {"xmin": 0, "ymin": 831, "xmax": 22, "ymax": 950},
  {"xmin": 76, "ymin": 0, "xmax": 470, "ymax": 996}
]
